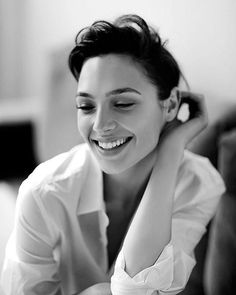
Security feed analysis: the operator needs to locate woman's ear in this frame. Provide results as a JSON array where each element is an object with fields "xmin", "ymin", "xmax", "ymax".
[{"xmin": 161, "ymin": 87, "xmax": 180, "ymax": 122}]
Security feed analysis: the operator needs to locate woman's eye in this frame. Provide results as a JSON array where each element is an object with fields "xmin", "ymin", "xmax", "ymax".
[
  {"xmin": 114, "ymin": 103, "xmax": 135, "ymax": 110},
  {"xmin": 76, "ymin": 104, "xmax": 95, "ymax": 113}
]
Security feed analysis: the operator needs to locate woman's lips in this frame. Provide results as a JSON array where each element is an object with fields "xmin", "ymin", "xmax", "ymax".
[{"xmin": 92, "ymin": 137, "xmax": 132, "ymax": 151}]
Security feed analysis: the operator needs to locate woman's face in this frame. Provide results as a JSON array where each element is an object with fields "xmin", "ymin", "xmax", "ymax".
[{"xmin": 76, "ymin": 54, "xmax": 166, "ymax": 174}]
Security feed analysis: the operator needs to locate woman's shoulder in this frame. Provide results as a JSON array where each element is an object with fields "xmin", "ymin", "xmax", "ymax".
[
  {"xmin": 15, "ymin": 143, "xmax": 99, "ymax": 225},
  {"xmin": 19, "ymin": 143, "xmax": 93, "ymax": 196},
  {"xmin": 181, "ymin": 150, "xmax": 224, "ymax": 187},
  {"xmin": 174, "ymin": 150, "xmax": 225, "ymax": 207}
]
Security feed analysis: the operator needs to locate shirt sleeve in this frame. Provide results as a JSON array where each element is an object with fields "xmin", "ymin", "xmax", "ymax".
[
  {"xmin": 111, "ymin": 154, "xmax": 226, "ymax": 295},
  {"xmin": 0, "ymin": 179, "xmax": 61, "ymax": 295}
]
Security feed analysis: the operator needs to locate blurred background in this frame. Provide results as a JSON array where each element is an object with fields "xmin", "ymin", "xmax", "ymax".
[{"xmin": 0, "ymin": 0, "xmax": 236, "ymax": 293}]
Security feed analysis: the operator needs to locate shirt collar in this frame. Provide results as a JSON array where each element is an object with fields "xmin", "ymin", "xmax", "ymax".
[{"xmin": 76, "ymin": 151, "xmax": 105, "ymax": 216}]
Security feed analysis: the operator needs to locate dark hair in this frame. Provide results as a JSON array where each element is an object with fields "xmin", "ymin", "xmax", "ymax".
[{"xmin": 68, "ymin": 14, "xmax": 186, "ymax": 100}]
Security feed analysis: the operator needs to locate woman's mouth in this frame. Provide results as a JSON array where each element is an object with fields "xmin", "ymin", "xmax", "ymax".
[{"xmin": 92, "ymin": 137, "xmax": 132, "ymax": 151}]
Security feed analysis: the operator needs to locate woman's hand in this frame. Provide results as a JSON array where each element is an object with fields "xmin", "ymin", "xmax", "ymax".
[
  {"xmin": 160, "ymin": 91, "xmax": 208, "ymax": 148},
  {"xmin": 78, "ymin": 283, "xmax": 111, "ymax": 295}
]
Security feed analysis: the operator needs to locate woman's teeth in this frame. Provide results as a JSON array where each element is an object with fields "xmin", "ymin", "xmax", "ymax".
[{"xmin": 97, "ymin": 138, "xmax": 127, "ymax": 150}]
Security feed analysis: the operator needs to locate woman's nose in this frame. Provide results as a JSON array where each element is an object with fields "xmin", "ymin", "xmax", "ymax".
[{"xmin": 93, "ymin": 108, "xmax": 117, "ymax": 133}]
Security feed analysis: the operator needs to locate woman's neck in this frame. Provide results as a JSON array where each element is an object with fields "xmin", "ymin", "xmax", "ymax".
[{"xmin": 103, "ymin": 149, "xmax": 157, "ymax": 206}]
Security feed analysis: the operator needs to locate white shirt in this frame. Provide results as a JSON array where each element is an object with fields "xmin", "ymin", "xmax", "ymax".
[{"xmin": 0, "ymin": 143, "xmax": 225, "ymax": 295}]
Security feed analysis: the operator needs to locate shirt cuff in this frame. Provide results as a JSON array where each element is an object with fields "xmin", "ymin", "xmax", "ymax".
[{"xmin": 111, "ymin": 244, "xmax": 174, "ymax": 295}]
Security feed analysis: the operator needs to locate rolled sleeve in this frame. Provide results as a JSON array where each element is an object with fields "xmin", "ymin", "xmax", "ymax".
[{"xmin": 111, "ymin": 244, "xmax": 195, "ymax": 295}]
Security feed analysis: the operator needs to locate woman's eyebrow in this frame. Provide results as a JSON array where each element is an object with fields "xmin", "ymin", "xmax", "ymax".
[
  {"xmin": 106, "ymin": 87, "xmax": 141, "ymax": 96},
  {"xmin": 76, "ymin": 92, "xmax": 94, "ymax": 98},
  {"xmin": 76, "ymin": 87, "xmax": 141, "ymax": 99}
]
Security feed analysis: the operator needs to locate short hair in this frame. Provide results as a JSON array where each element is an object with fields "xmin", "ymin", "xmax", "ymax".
[{"xmin": 68, "ymin": 14, "xmax": 185, "ymax": 100}]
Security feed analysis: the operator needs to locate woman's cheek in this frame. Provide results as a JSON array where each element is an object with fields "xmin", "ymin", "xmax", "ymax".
[{"xmin": 77, "ymin": 116, "xmax": 89, "ymax": 140}]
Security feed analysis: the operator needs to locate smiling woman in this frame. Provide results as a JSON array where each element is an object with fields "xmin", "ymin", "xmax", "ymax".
[
  {"xmin": 76, "ymin": 54, "xmax": 165, "ymax": 175},
  {"xmin": 1, "ymin": 14, "xmax": 225, "ymax": 295}
]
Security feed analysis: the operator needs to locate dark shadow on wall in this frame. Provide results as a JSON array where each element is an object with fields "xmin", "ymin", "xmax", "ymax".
[{"xmin": 0, "ymin": 121, "xmax": 38, "ymax": 180}]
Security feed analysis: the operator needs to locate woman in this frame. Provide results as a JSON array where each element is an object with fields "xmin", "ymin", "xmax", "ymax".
[{"xmin": 1, "ymin": 15, "xmax": 225, "ymax": 295}]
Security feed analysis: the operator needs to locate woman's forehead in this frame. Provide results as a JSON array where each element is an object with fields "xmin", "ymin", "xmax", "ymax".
[{"xmin": 78, "ymin": 54, "xmax": 154, "ymax": 94}]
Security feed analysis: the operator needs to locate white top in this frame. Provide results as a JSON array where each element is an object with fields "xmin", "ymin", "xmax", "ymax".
[{"xmin": 0, "ymin": 143, "xmax": 225, "ymax": 295}]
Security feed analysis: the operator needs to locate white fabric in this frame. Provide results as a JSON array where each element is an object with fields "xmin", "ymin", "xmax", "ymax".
[
  {"xmin": 0, "ymin": 182, "xmax": 16, "ymax": 281},
  {"xmin": 0, "ymin": 143, "xmax": 225, "ymax": 295}
]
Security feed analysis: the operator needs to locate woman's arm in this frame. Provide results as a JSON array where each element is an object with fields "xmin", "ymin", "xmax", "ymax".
[
  {"xmin": 122, "ymin": 92, "xmax": 208, "ymax": 277},
  {"xmin": 123, "ymin": 130, "xmax": 184, "ymax": 277},
  {"xmin": 78, "ymin": 283, "xmax": 111, "ymax": 295}
]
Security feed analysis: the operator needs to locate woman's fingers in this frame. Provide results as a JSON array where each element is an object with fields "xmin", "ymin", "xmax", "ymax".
[{"xmin": 179, "ymin": 91, "xmax": 208, "ymax": 123}]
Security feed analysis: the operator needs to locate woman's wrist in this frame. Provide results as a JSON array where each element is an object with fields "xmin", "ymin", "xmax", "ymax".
[{"xmin": 157, "ymin": 134, "xmax": 185, "ymax": 163}]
